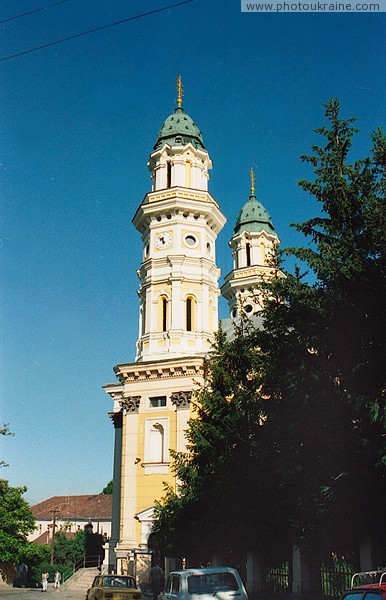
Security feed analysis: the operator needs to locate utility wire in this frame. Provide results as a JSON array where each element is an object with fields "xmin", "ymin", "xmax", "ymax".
[
  {"xmin": 0, "ymin": 0, "xmax": 196, "ymax": 63},
  {"xmin": 0, "ymin": 0, "xmax": 72, "ymax": 26}
]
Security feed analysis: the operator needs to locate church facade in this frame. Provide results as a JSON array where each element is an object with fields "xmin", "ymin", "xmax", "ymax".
[{"xmin": 103, "ymin": 81, "xmax": 279, "ymax": 580}]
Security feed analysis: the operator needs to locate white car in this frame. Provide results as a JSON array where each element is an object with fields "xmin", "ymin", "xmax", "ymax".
[{"xmin": 159, "ymin": 567, "xmax": 248, "ymax": 600}]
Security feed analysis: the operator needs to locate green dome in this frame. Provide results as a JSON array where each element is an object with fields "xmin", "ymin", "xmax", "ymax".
[
  {"xmin": 234, "ymin": 194, "xmax": 275, "ymax": 235},
  {"xmin": 154, "ymin": 106, "xmax": 205, "ymax": 150}
]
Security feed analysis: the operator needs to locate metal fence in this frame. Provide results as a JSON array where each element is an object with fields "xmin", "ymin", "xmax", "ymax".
[
  {"xmin": 265, "ymin": 564, "xmax": 289, "ymax": 596},
  {"xmin": 321, "ymin": 562, "xmax": 353, "ymax": 597},
  {"xmin": 263, "ymin": 559, "xmax": 353, "ymax": 597}
]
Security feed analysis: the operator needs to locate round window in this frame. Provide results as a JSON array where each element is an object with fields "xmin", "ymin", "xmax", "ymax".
[
  {"xmin": 244, "ymin": 304, "xmax": 253, "ymax": 314},
  {"xmin": 184, "ymin": 234, "xmax": 198, "ymax": 248}
]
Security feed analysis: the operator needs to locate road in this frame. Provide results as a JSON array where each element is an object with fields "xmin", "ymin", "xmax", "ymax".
[{"xmin": 0, "ymin": 586, "xmax": 86, "ymax": 599}]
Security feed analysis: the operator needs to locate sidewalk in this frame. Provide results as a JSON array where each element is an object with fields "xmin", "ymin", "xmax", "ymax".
[{"xmin": 0, "ymin": 585, "xmax": 86, "ymax": 599}]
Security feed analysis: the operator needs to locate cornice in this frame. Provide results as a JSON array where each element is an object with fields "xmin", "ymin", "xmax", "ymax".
[
  {"xmin": 113, "ymin": 356, "xmax": 206, "ymax": 384},
  {"xmin": 229, "ymin": 229, "xmax": 280, "ymax": 247},
  {"xmin": 132, "ymin": 189, "xmax": 226, "ymax": 235}
]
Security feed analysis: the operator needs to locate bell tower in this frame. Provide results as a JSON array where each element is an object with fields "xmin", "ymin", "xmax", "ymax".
[
  {"xmin": 221, "ymin": 168, "xmax": 280, "ymax": 317},
  {"xmin": 103, "ymin": 80, "xmax": 226, "ymax": 577},
  {"xmin": 133, "ymin": 77, "xmax": 226, "ymax": 361}
]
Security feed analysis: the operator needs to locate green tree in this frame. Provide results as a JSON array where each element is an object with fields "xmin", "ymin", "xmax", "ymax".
[
  {"xmin": 279, "ymin": 97, "xmax": 386, "ymax": 555},
  {"xmin": 31, "ymin": 530, "xmax": 86, "ymax": 583},
  {"xmin": 100, "ymin": 480, "xmax": 113, "ymax": 494},
  {"xmin": 154, "ymin": 324, "xmax": 289, "ymax": 563},
  {"xmin": 249, "ymin": 100, "xmax": 385, "ymax": 557},
  {"xmin": 0, "ymin": 479, "xmax": 37, "ymax": 583},
  {"xmin": 1, "ymin": 423, "xmax": 14, "ymax": 468},
  {"xmin": 293, "ymin": 99, "xmax": 385, "ymax": 435},
  {"xmin": 154, "ymin": 99, "xmax": 385, "ymax": 565}
]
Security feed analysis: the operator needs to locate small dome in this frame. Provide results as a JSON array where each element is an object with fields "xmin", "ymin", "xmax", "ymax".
[
  {"xmin": 234, "ymin": 194, "xmax": 275, "ymax": 235},
  {"xmin": 154, "ymin": 106, "xmax": 205, "ymax": 150}
]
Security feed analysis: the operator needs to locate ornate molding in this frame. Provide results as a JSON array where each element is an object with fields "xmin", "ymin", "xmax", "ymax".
[
  {"xmin": 113, "ymin": 360, "xmax": 205, "ymax": 384},
  {"xmin": 170, "ymin": 391, "xmax": 192, "ymax": 409},
  {"xmin": 109, "ymin": 411, "xmax": 123, "ymax": 428},
  {"xmin": 119, "ymin": 396, "xmax": 141, "ymax": 414}
]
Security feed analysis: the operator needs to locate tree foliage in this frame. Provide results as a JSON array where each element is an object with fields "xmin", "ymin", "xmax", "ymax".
[
  {"xmin": 153, "ymin": 99, "xmax": 386, "ymax": 564},
  {"xmin": 1, "ymin": 423, "xmax": 14, "ymax": 468},
  {"xmin": 100, "ymin": 480, "xmax": 113, "ymax": 494},
  {"xmin": 31, "ymin": 529, "xmax": 105, "ymax": 583},
  {"xmin": 0, "ymin": 479, "xmax": 37, "ymax": 582}
]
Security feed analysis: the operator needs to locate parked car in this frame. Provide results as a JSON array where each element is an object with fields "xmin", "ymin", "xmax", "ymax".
[
  {"xmin": 86, "ymin": 575, "xmax": 142, "ymax": 600},
  {"xmin": 340, "ymin": 570, "xmax": 386, "ymax": 600},
  {"xmin": 159, "ymin": 567, "xmax": 247, "ymax": 600}
]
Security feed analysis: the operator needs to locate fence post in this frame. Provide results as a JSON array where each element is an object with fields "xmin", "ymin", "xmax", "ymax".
[
  {"xmin": 247, "ymin": 550, "xmax": 263, "ymax": 597},
  {"xmin": 291, "ymin": 546, "xmax": 321, "ymax": 595}
]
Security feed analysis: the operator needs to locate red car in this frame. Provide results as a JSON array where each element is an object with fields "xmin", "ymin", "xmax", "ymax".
[{"xmin": 340, "ymin": 570, "xmax": 386, "ymax": 600}]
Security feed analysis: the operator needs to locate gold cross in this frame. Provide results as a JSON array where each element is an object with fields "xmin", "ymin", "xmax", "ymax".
[
  {"xmin": 176, "ymin": 75, "xmax": 184, "ymax": 107},
  {"xmin": 250, "ymin": 167, "xmax": 255, "ymax": 195}
]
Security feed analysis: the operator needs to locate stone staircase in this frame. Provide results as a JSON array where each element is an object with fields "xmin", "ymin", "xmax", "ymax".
[{"xmin": 64, "ymin": 567, "xmax": 100, "ymax": 591}]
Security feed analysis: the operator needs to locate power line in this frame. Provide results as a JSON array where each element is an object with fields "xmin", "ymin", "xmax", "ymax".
[
  {"xmin": 0, "ymin": 0, "xmax": 72, "ymax": 26},
  {"xmin": 0, "ymin": 0, "xmax": 197, "ymax": 63}
]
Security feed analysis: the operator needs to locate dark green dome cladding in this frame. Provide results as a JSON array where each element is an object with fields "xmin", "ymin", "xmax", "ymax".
[
  {"xmin": 234, "ymin": 194, "xmax": 275, "ymax": 235},
  {"xmin": 154, "ymin": 106, "xmax": 205, "ymax": 150}
]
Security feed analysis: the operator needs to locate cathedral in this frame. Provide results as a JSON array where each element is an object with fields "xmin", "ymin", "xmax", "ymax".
[{"xmin": 103, "ymin": 78, "xmax": 279, "ymax": 580}]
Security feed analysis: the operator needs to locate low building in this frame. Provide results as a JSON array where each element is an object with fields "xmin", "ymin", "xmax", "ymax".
[{"xmin": 29, "ymin": 494, "xmax": 112, "ymax": 543}]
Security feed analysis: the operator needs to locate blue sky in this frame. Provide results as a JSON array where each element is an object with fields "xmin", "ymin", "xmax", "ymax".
[{"xmin": 1, "ymin": 0, "xmax": 384, "ymax": 505}]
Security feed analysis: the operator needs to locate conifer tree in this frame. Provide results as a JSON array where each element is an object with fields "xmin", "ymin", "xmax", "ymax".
[{"xmin": 154, "ymin": 100, "xmax": 385, "ymax": 564}]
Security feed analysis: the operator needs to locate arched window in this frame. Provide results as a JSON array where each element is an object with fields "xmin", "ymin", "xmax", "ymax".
[
  {"xmin": 186, "ymin": 296, "xmax": 195, "ymax": 331},
  {"xmin": 158, "ymin": 295, "xmax": 169, "ymax": 332},
  {"xmin": 166, "ymin": 162, "xmax": 172, "ymax": 188},
  {"xmin": 208, "ymin": 299, "xmax": 214, "ymax": 332},
  {"xmin": 260, "ymin": 242, "xmax": 266, "ymax": 265},
  {"xmin": 162, "ymin": 297, "xmax": 167, "ymax": 331},
  {"xmin": 185, "ymin": 160, "xmax": 192, "ymax": 187},
  {"xmin": 186, "ymin": 298, "xmax": 192, "ymax": 331},
  {"xmin": 141, "ymin": 301, "xmax": 146, "ymax": 335},
  {"xmin": 246, "ymin": 243, "xmax": 251, "ymax": 267},
  {"xmin": 146, "ymin": 422, "xmax": 166, "ymax": 463},
  {"xmin": 152, "ymin": 423, "xmax": 165, "ymax": 463}
]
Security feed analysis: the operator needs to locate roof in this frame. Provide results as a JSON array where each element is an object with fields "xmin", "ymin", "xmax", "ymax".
[
  {"xmin": 234, "ymin": 193, "xmax": 275, "ymax": 236},
  {"xmin": 169, "ymin": 567, "xmax": 240, "ymax": 576},
  {"xmin": 350, "ymin": 571, "xmax": 386, "ymax": 590},
  {"xmin": 154, "ymin": 105, "xmax": 205, "ymax": 151},
  {"xmin": 354, "ymin": 584, "xmax": 386, "ymax": 590},
  {"xmin": 221, "ymin": 315, "xmax": 264, "ymax": 340},
  {"xmin": 31, "ymin": 495, "xmax": 112, "ymax": 521},
  {"xmin": 33, "ymin": 530, "xmax": 75, "ymax": 545}
]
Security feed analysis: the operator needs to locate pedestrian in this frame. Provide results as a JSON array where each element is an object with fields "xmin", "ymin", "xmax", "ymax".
[
  {"xmin": 149, "ymin": 561, "xmax": 165, "ymax": 600},
  {"xmin": 54, "ymin": 571, "xmax": 61, "ymax": 590},
  {"xmin": 42, "ymin": 572, "xmax": 49, "ymax": 592}
]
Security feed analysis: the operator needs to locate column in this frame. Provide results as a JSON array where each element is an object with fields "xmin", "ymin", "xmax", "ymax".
[
  {"xmin": 103, "ymin": 410, "xmax": 123, "ymax": 573},
  {"xmin": 291, "ymin": 546, "xmax": 321, "ymax": 597},
  {"xmin": 119, "ymin": 397, "xmax": 141, "ymax": 548},
  {"xmin": 246, "ymin": 551, "xmax": 263, "ymax": 597}
]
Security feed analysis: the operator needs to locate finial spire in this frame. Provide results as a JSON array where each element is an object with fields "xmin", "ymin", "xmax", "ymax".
[
  {"xmin": 249, "ymin": 167, "xmax": 255, "ymax": 195},
  {"xmin": 176, "ymin": 75, "xmax": 184, "ymax": 107}
]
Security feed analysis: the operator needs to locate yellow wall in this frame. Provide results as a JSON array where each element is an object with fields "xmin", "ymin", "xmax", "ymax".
[{"xmin": 135, "ymin": 408, "xmax": 178, "ymax": 517}]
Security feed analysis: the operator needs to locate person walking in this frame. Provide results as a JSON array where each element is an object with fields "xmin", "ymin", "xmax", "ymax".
[
  {"xmin": 42, "ymin": 572, "xmax": 49, "ymax": 592},
  {"xmin": 54, "ymin": 571, "xmax": 61, "ymax": 590},
  {"xmin": 149, "ymin": 562, "xmax": 165, "ymax": 600}
]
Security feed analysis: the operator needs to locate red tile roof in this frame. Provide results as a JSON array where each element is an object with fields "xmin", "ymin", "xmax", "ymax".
[
  {"xmin": 31, "ymin": 495, "xmax": 112, "ymax": 521},
  {"xmin": 33, "ymin": 530, "xmax": 76, "ymax": 545}
]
